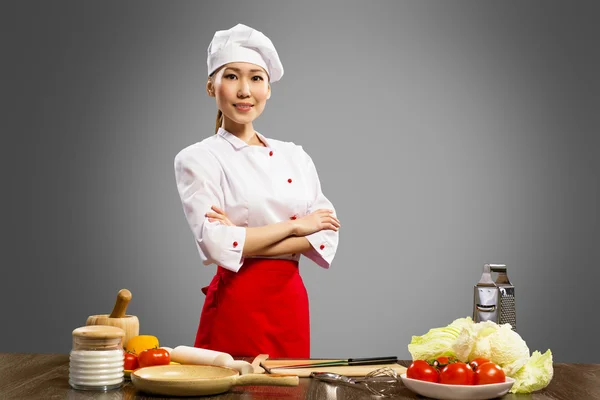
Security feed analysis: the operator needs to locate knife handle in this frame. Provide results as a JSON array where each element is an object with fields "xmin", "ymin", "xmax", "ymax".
[{"xmin": 347, "ymin": 356, "xmax": 398, "ymax": 365}]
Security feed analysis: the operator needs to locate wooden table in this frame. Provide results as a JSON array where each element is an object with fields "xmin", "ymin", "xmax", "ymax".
[{"xmin": 1, "ymin": 353, "xmax": 599, "ymax": 399}]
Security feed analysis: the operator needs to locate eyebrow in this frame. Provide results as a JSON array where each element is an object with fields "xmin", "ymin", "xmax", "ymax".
[{"xmin": 224, "ymin": 67, "xmax": 267, "ymax": 74}]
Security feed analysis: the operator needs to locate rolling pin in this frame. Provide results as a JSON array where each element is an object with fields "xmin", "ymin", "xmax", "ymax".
[
  {"xmin": 86, "ymin": 289, "xmax": 140, "ymax": 348},
  {"xmin": 171, "ymin": 346, "xmax": 254, "ymax": 374}
]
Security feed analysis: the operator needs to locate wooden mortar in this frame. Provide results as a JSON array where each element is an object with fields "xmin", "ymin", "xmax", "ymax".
[{"xmin": 86, "ymin": 289, "xmax": 139, "ymax": 348}]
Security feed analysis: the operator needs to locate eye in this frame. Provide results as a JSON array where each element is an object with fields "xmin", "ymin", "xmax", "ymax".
[
  {"xmin": 252, "ymin": 76, "xmax": 265, "ymax": 81},
  {"xmin": 224, "ymin": 74, "xmax": 237, "ymax": 80}
]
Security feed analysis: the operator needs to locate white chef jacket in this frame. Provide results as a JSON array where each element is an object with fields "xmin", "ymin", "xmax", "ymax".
[{"xmin": 174, "ymin": 127, "xmax": 339, "ymax": 273}]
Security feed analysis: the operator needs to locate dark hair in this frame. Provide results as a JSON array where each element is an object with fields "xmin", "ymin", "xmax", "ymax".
[
  {"xmin": 215, "ymin": 109, "xmax": 223, "ymax": 134},
  {"xmin": 208, "ymin": 68, "xmax": 224, "ymax": 135}
]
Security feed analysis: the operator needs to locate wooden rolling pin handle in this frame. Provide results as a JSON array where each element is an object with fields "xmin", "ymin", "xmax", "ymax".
[{"xmin": 109, "ymin": 289, "xmax": 132, "ymax": 318}]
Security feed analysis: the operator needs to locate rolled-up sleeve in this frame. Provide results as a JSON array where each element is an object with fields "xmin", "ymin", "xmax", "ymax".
[
  {"xmin": 300, "ymin": 149, "xmax": 339, "ymax": 269},
  {"xmin": 174, "ymin": 147, "xmax": 246, "ymax": 272}
]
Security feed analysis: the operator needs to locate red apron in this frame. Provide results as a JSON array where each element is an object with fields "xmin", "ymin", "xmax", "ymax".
[{"xmin": 194, "ymin": 258, "xmax": 310, "ymax": 358}]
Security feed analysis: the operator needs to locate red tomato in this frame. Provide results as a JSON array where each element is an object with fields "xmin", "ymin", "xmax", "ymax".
[
  {"xmin": 474, "ymin": 362, "xmax": 506, "ymax": 385},
  {"xmin": 440, "ymin": 362, "xmax": 474, "ymax": 385},
  {"xmin": 433, "ymin": 356, "xmax": 456, "ymax": 370},
  {"xmin": 138, "ymin": 348, "xmax": 170, "ymax": 368},
  {"xmin": 124, "ymin": 352, "xmax": 138, "ymax": 370},
  {"xmin": 407, "ymin": 360, "xmax": 439, "ymax": 383},
  {"xmin": 469, "ymin": 357, "xmax": 491, "ymax": 371}
]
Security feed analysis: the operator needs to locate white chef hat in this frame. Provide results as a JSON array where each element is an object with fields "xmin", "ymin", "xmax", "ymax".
[{"xmin": 207, "ymin": 23, "xmax": 284, "ymax": 83}]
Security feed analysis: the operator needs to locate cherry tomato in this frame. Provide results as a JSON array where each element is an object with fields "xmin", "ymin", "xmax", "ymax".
[
  {"xmin": 124, "ymin": 352, "xmax": 138, "ymax": 370},
  {"xmin": 440, "ymin": 362, "xmax": 474, "ymax": 385},
  {"xmin": 469, "ymin": 357, "xmax": 491, "ymax": 371},
  {"xmin": 433, "ymin": 356, "xmax": 456, "ymax": 370},
  {"xmin": 138, "ymin": 348, "xmax": 170, "ymax": 368},
  {"xmin": 474, "ymin": 362, "xmax": 506, "ymax": 385},
  {"xmin": 407, "ymin": 360, "xmax": 439, "ymax": 383}
]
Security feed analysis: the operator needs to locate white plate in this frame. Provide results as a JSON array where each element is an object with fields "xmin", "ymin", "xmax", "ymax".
[{"xmin": 400, "ymin": 374, "xmax": 515, "ymax": 400}]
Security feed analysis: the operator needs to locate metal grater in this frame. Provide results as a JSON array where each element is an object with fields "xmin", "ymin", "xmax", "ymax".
[{"xmin": 473, "ymin": 264, "xmax": 517, "ymax": 331}]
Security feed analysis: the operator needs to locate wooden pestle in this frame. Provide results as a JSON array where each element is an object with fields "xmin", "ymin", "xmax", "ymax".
[{"xmin": 109, "ymin": 289, "xmax": 132, "ymax": 318}]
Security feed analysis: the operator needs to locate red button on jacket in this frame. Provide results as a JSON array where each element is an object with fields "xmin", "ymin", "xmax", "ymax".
[
  {"xmin": 290, "ymin": 215, "xmax": 297, "ymax": 220},
  {"xmin": 269, "ymin": 151, "xmax": 273, "ymax": 156},
  {"xmin": 320, "ymin": 244, "xmax": 325, "ymax": 250},
  {"xmin": 233, "ymin": 241, "xmax": 238, "ymax": 248},
  {"xmin": 288, "ymin": 178, "xmax": 292, "ymax": 183}
]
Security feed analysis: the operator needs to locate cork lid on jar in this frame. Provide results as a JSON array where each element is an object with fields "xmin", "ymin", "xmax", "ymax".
[
  {"xmin": 72, "ymin": 325, "xmax": 125, "ymax": 339},
  {"xmin": 72, "ymin": 326, "xmax": 126, "ymax": 351}
]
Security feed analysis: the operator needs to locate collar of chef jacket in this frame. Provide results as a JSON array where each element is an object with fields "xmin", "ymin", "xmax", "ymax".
[{"xmin": 217, "ymin": 127, "xmax": 271, "ymax": 150}]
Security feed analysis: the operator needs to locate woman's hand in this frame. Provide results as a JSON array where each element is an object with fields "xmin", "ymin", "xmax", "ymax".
[
  {"xmin": 291, "ymin": 209, "xmax": 340, "ymax": 236},
  {"xmin": 205, "ymin": 205, "xmax": 235, "ymax": 226}
]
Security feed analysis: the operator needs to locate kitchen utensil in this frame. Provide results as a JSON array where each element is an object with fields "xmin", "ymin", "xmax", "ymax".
[
  {"xmin": 251, "ymin": 354, "xmax": 269, "ymax": 374},
  {"xmin": 170, "ymin": 345, "xmax": 234, "ymax": 366},
  {"xmin": 260, "ymin": 358, "xmax": 407, "ymax": 377},
  {"xmin": 275, "ymin": 356, "xmax": 398, "ymax": 369},
  {"xmin": 225, "ymin": 360, "xmax": 254, "ymax": 375},
  {"xmin": 69, "ymin": 325, "xmax": 125, "ymax": 391},
  {"xmin": 130, "ymin": 364, "xmax": 298, "ymax": 397},
  {"xmin": 86, "ymin": 289, "xmax": 139, "ymax": 348},
  {"xmin": 400, "ymin": 373, "xmax": 515, "ymax": 400},
  {"xmin": 473, "ymin": 264, "xmax": 517, "ymax": 331},
  {"xmin": 167, "ymin": 346, "xmax": 254, "ymax": 375},
  {"xmin": 312, "ymin": 367, "xmax": 401, "ymax": 397}
]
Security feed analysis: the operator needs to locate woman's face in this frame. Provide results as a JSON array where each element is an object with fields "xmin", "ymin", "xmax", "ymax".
[{"xmin": 208, "ymin": 62, "xmax": 271, "ymax": 126}]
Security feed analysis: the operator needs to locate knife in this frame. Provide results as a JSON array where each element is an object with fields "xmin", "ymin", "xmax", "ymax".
[{"xmin": 270, "ymin": 356, "xmax": 398, "ymax": 370}]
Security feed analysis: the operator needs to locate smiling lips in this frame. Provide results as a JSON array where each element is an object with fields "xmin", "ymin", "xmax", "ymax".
[{"xmin": 234, "ymin": 103, "xmax": 253, "ymax": 112}]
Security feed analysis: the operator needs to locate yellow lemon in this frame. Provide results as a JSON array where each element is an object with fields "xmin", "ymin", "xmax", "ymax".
[{"xmin": 125, "ymin": 335, "xmax": 159, "ymax": 355}]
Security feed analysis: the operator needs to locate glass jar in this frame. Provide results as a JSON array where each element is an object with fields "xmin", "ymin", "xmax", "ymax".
[{"xmin": 69, "ymin": 325, "xmax": 125, "ymax": 391}]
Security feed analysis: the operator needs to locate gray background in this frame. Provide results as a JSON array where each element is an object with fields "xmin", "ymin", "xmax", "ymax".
[{"xmin": 2, "ymin": 1, "xmax": 599, "ymax": 363}]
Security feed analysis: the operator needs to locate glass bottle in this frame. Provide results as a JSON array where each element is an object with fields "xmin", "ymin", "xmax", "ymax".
[{"xmin": 69, "ymin": 325, "xmax": 125, "ymax": 391}]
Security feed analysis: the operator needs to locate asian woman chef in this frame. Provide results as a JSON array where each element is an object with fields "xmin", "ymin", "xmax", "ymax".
[{"xmin": 174, "ymin": 24, "xmax": 340, "ymax": 358}]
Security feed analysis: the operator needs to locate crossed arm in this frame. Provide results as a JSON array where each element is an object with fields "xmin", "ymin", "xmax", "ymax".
[{"xmin": 206, "ymin": 205, "xmax": 340, "ymax": 257}]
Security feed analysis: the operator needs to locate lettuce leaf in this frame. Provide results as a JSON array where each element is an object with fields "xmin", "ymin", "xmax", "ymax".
[
  {"xmin": 452, "ymin": 320, "xmax": 499, "ymax": 362},
  {"xmin": 487, "ymin": 323, "xmax": 530, "ymax": 376},
  {"xmin": 408, "ymin": 317, "xmax": 474, "ymax": 361},
  {"xmin": 509, "ymin": 350, "xmax": 554, "ymax": 393}
]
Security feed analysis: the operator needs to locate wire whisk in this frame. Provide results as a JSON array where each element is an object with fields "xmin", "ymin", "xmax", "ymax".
[{"xmin": 311, "ymin": 367, "xmax": 402, "ymax": 397}]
